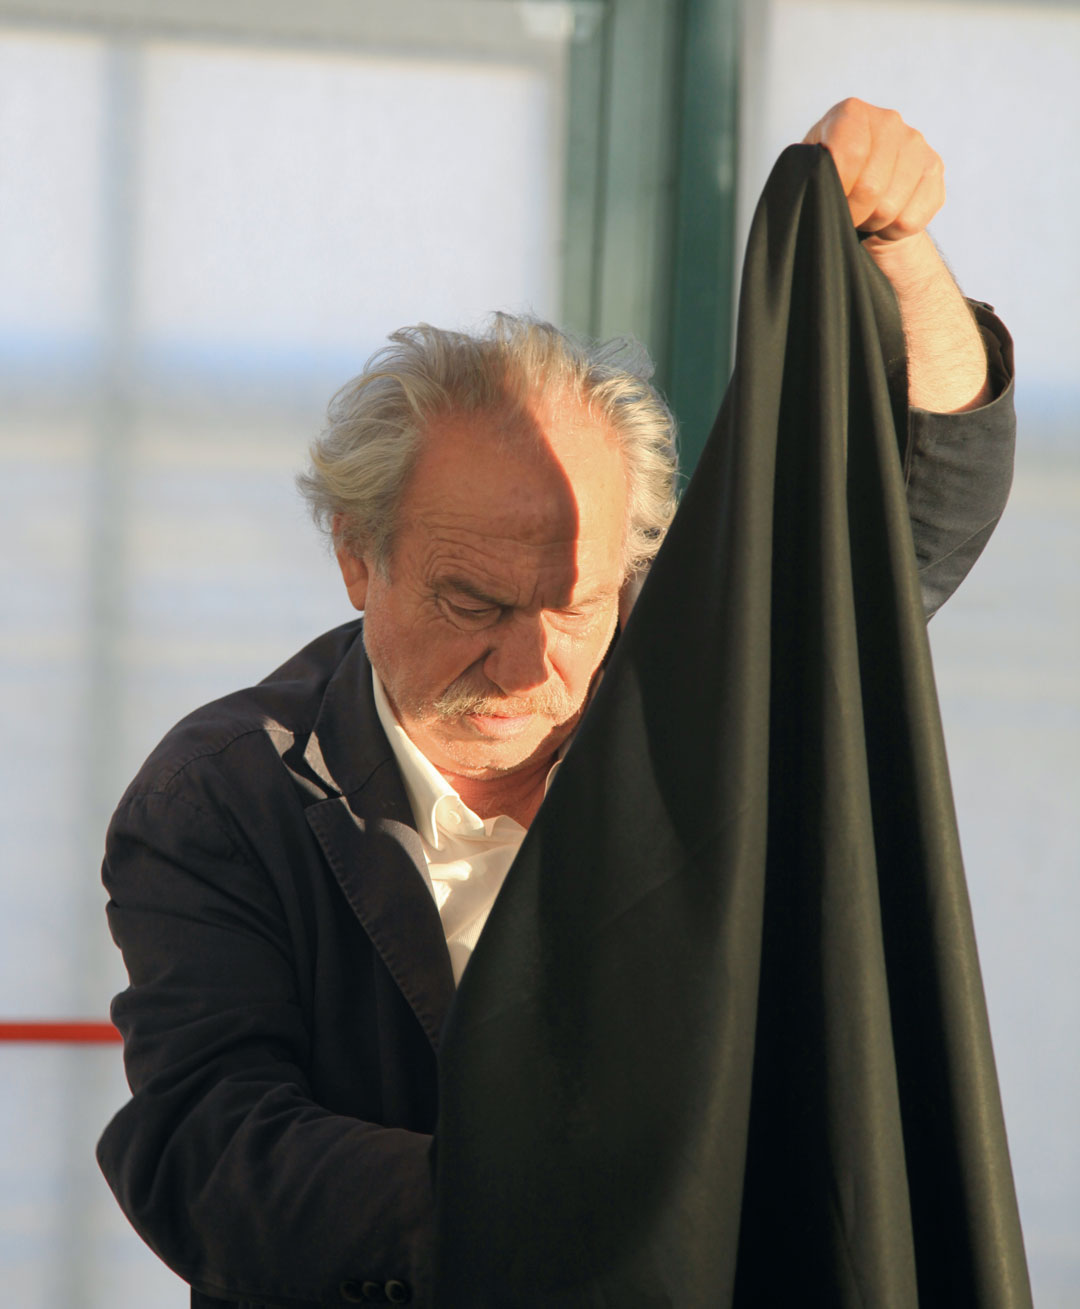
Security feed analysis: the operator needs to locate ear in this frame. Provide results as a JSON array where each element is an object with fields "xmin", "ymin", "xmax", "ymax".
[
  {"xmin": 332, "ymin": 518, "xmax": 372, "ymax": 614},
  {"xmin": 332, "ymin": 513, "xmax": 373, "ymax": 611},
  {"xmin": 336, "ymin": 546, "xmax": 372, "ymax": 611}
]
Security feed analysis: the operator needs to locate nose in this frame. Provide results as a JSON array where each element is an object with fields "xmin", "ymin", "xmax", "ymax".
[{"xmin": 482, "ymin": 613, "xmax": 550, "ymax": 695}]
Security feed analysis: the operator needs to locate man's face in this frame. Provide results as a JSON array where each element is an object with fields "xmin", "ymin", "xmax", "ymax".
[{"xmin": 338, "ymin": 392, "xmax": 629, "ymax": 782}]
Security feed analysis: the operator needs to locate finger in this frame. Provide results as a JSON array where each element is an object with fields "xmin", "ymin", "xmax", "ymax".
[
  {"xmin": 870, "ymin": 163, "xmax": 946, "ymax": 241},
  {"xmin": 803, "ymin": 99, "xmax": 873, "ymax": 196},
  {"xmin": 843, "ymin": 108, "xmax": 911, "ymax": 227},
  {"xmin": 856, "ymin": 131, "xmax": 931, "ymax": 234}
]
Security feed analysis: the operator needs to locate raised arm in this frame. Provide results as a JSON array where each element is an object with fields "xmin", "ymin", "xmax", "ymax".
[
  {"xmin": 803, "ymin": 98, "xmax": 1016, "ymax": 614},
  {"xmin": 803, "ymin": 97, "xmax": 989, "ymax": 414}
]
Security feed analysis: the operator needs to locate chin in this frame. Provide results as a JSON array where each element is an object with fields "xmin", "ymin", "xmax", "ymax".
[
  {"xmin": 442, "ymin": 743, "xmax": 541, "ymax": 778},
  {"xmin": 436, "ymin": 726, "xmax": 561, "ymax": 779}
]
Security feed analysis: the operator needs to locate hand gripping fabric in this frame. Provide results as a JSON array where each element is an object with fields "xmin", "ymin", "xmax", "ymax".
[{"xmin": 431, "ymin": 146, "xmax": 1031, "ymax": 1308}]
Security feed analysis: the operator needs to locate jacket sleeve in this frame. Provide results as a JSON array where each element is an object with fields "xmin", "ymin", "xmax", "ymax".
[
  {"xmin": 98, "ymin": 781, "xmax": 434, "ymax": 1309},
  {"xmin": 904, "ymin": 302, "xmax": 1016, "ymax": 618}
]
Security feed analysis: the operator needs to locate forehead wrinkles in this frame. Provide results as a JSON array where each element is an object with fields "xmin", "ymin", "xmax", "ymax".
[
  {"xmin": 415, "ymin": 519, "xmax": 580, "ymax": 605},
  {"xmin": 414, "ymin": 493, "xmax": 581, "ymax": 545}
]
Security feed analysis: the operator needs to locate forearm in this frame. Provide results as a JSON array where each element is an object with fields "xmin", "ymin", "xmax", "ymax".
[
  {"xmin": 864, "ymin": 231, "xmax": 991, "ymax": 413},
  {"xmin": 100, "ymin": 1080, "xmax": 434, "ymax": 1307}
]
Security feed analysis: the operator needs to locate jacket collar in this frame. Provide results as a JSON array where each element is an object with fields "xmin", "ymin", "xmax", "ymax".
[{"xmin": 302, "ymin": 623, "xmax": 456, "ymax": 1050}]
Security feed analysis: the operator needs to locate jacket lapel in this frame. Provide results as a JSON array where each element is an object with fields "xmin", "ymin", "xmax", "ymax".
[{"xmin": 303, "ymin": 627, "xmax": 455, "ymax": 1051}]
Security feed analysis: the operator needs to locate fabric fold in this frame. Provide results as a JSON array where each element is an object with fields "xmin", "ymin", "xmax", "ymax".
[{"xmin": 432, "ymin": 145, "xmax": 1030, "ymax": 1309}]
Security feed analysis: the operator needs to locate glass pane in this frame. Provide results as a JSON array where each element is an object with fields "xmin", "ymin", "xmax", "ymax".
[
  {"xmin": 0, "ymin": 31, "xmax": 105, "ymax": 343},
  {"xmin": 0, "ymin": 1045, "xmax": 187, "ymax": 1306},
  {"xmin": 0, "ymin": 416, "xmax": 114, "ymax": 1016},
  {"xmin": 135, "ymin": 42, "xmax": 562, "ymax": 360},
  {"xmin": 119, "ymin": 408, "xmax": 348, "ymax": 774}
]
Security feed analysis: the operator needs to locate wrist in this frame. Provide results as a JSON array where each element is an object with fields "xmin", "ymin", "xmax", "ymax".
[
  {"xmin": 861, "ymin": 230, "xmax": 941, "ymax": 296},
  {"xmin": 861, "ymin": 231, "xmax": 990, "ymax": 413}
]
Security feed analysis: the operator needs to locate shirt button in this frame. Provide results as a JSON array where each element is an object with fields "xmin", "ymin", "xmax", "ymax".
[
  {"xmin": 445, "ymin": 809, "xmax": 462, "ymax": 827},
  {"xmin": 385, "ymin": 1282, "xmax": 411, "ymax": 1303}
]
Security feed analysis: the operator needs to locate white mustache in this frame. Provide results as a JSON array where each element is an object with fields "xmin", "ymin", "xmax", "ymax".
[{"xmin": 431, "ymin": 677, "xmax": 575, "ymax": 721}]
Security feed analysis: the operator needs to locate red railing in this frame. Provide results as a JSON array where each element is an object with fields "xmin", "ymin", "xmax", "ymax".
[{"xmin": 0, "ymin": 1020, "xmax": 121, "ymax": 1043}]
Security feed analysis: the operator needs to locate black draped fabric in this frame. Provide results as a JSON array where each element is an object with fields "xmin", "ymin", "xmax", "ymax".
[{"xmin": 431, "ymin": 146, "xmax": 1030, "ymax": 1308}]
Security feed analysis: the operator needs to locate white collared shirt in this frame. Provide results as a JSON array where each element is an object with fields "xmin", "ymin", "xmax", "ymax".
[{"xmin": 372, "ymin": 670, "xmax": 560, "ymax": 984}]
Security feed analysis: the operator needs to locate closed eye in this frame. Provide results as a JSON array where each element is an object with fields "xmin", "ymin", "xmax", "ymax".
[
  {"xmin": 442, "ymin": 598, "xmax": 503, "ymax": 627},
  {"xmin": 553, "ymin": 597, "xmax": 610, "ymax": 625},
  {"xmin": 449, "ymin": 601, "xmax": 498, "ymax": 618}
]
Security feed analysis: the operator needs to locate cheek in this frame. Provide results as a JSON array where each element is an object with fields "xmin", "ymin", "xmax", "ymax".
[
  {"xmin": 363, "ymin": 583, "xmax": 438, "ymax": 667},
  {"xmin": 359, "ymin": 594, "xmax": 428, "ymax": 698},
  {"xmin": 393, "ymin": 623, "xmax": 488, "ymax": 701},
  {"xmin": 552, "ymin": 614, "xmax": 618, "ymax": 688}
]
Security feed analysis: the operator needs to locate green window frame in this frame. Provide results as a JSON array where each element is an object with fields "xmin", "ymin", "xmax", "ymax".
[{"xmin": 561, "ymin": 0, "xmax": 741, "ymax": 473}]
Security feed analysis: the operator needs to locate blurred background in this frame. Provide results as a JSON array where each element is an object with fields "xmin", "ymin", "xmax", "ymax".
[{"xmin": 0, "ymin": 0, "xmax": 1075, "ymax": 1303}]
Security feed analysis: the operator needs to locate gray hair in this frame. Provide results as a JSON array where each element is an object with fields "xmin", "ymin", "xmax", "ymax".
[{"xmin": 297, "ymin": 312, "xmax": 679, "ymax": 575}]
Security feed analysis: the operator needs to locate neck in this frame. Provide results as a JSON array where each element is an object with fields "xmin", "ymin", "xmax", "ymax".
[{"xmin": 440, "ymin": 756, "xmax": 553, "ymax": 828}]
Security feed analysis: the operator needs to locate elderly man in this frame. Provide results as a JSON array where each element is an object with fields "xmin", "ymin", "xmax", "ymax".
[{"xmin": 98, "ymin": 101, "xmax": 1014, "ymax": 1309}]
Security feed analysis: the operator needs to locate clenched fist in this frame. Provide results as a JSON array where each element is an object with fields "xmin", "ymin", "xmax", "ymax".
[
  {"xmin": 801, "ymin": 97, "xmax": 990, "ymax": 411},
  {"xmin": 802, "ymin": 98, "xmax": 945, "ymax": 244}
]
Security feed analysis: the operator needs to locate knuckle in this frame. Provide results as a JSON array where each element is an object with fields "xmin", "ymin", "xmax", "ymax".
[{"xmin": 840, "ymin": 95, "xmax": 869, "ymax": 115}]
